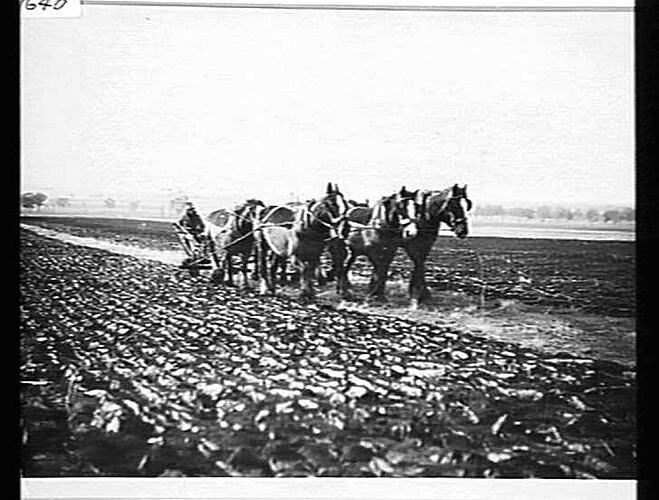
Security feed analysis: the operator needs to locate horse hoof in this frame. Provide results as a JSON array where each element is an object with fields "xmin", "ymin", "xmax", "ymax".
[{"xmin": 409, "ymin": 299, "xmax": 420, "ymax": 311}]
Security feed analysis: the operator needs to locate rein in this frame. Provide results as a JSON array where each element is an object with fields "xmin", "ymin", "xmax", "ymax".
[
  {"xmin": 420, "ymin": 189, "xmax": 472, "ymax": 233},
  {"xmin": 297, "ymin": 201, "xmax": 346, "ymax": 241},
  {"xmin": 216, "ymin": 202, "xmax": 336, "ymax": 251},
  {"xmin": 343, "ymin": 219, "xmax": 406, "ymax": 234},
  {"xmin": 342, "ymin": 197, "xmax": 417, "ymax": 236},
  {"xmin": 463, "ymin": 238, "xmax": 487, "ymax": 309}
]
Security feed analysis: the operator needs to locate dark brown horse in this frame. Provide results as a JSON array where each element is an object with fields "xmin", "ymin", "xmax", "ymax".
[
  {"xmin": 339, "ymin": 187, "xmax": 421, "ymax": 300},
  {"xmin": 398, "ymin": 184, "xmax": 472, "ymax": 308},
  {"xmin": 255, "ymin": 183, "xmax": 348, "ymax": 302},
  {"xmin": 403, "ymin": 184, "xmax": 471, "ymax": 308},
  {"xmin": 206, "ymin": 199, "xmax": 265, "ymax": 287},
  {"xmin": 340, "ymin": 184, "xmax": 472, "ymax": 307}
]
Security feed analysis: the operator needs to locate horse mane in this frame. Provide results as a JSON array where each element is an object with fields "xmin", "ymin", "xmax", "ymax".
[
  {"xmin": 232, "ymin": 198, "xmax": 262, "ymax": 212},
  {"xmin": 370, "ymin": 194, "xmax": 398, "ymax": 227},
  {"xmin": 420, "ymin": 187, "xmax": 453, "ymax": 222},
  {"xmin": 206, "ymin": 208, "xmax": 231, "ymax": 227},
  {"xmin": 294, "ymin": 204, "xmax": 308, "ymax": 226}
]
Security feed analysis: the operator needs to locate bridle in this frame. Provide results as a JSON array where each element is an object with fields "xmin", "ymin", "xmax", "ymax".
[
  {"xmin": 219, "ymin": 203, "xmax": 263, "ymax": 233},
  {"xmin": 396, "ymin": 195, "xmax": 420, "ymax": 232},
  {"xmin": 441, "ymin": 196, "xmax": 471, "ymax": 231},
  {"xmin": 300, "ymin": 194, "xmax": 347, "ymax": 241}
]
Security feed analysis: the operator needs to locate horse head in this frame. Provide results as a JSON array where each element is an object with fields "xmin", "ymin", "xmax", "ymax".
[
  {"xmin": 231, "ymin": 199, "xmax": 266, "ymax": 234},
  {"xmin": 371, "ymin": 187, "xmax": 419, "ymax": 240},
  {"xmin": 418, "ymin": 184, "xmax": 472, "ymax": 239},
  {"xmin": 442, "ymin": 184, "xmax": 472, "ymax": 239},
  {"xmin": 324, "ymin": 182, "xmax": 348, "ymax": 223},
  {"xmin": 395, "ymin": 186, "xmax": 420, "ymax": 240},
  {"xmin": 242, "ymin": 199, "xmax": 266, "ymax": 222},
  {"xmin": 303, "ymin": 183, "xmax": 348, "ymax": 238}
]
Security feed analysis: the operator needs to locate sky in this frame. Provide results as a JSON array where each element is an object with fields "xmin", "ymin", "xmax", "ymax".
[{"xmin": 20, "ymin": 3, "xmax": 634, "ymax": 209}]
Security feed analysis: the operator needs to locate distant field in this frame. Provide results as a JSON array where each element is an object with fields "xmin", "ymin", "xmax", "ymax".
[
  {"xmin": 472, "ymin": 215, "xmax": 634, "ymax": 233},
  {"xmin": 21, "ymin": 211, "xmax": 635, "ymax": 243}
]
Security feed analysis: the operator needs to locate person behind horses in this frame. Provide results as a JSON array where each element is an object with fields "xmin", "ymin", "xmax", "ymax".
[{"xmin": 179, "ymin": 202, "xmax": 206, "ymax": 243}]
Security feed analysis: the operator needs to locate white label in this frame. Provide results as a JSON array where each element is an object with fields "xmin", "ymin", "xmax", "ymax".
[{"xmin": 20, "ymin": 0, "xmax": 81, "ymax": 19}]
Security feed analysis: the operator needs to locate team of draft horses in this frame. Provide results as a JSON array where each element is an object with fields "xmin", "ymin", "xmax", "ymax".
[{"xmin": 174, "ymin": 183, "xmax": 472, "ymax": 308}]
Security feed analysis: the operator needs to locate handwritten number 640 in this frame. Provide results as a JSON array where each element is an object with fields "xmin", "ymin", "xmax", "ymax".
[{"xmin": 21, "ymin": 0, "xmax": 68, "ymax": 10}]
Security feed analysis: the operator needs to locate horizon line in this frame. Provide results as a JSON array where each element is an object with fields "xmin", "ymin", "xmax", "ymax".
[{"xmin": 18, "ymin": 190, "xmax": 635, "ymax": 208}]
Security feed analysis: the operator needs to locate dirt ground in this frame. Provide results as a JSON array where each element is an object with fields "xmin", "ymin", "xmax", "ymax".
[
  {"xmin": 19, "ymin": 220, "xmax": 636, "ymax": 478},
  {"xmin": 316, "ymin": 282, "xmax": 635, "ymax": 369},
  {"xmin": 21, "ymin": 216, "xmax": 636, "ymax": 368}
]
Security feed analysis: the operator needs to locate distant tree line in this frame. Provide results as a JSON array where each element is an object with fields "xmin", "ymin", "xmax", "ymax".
[
  {"xmin": 20, "ymin": 191, "xmax": 182, "ymax": 217},
  {"xmin": 20, "ymin": 192, "xmax": 48, "ymax": 210},
  {"xmin": 21, "ymin": 191, "xmax": 635, "ymax": 224},
  {"xmin": 474, "ymin": 204, "xmax": 635, "ymax": 223}
]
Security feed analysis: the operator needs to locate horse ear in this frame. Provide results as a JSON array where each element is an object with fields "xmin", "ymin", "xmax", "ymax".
[
  {"xmin": 327, "ymin": 182, "xmax": 333, "ymax": 194},
  {"xmin": 333, "ymin": 183, "xmax": 340, "ymax": 193}
]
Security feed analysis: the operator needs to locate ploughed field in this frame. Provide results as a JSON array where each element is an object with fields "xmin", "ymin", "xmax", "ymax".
[
  {"xmin": 21, "ymin": 216, "xmax": 635, "ymax": 318},
  {"xmin": 20, "ymin": 221, "xmax": 635, "ymax": 478}
]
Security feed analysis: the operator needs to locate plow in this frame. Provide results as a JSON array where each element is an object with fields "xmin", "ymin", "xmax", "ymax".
[{"xmin": 172, "ymin": 222, "xmax": 215, "ymax": 276}]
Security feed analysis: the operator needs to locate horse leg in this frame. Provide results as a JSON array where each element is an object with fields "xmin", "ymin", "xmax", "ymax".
[
  {"xmin": 224, "ymin": 254, "xmax": 235, "ymax": 286},
  {"xmin": 287, "ymin": 256, "xmax": 301, "ymax": 286},
  {"xmin": 298, "ymin": 258, "xmax": 317, "ymax": 304},
  {"xmin": 366, "ymin": 248, "xmax": 395, "ymax": 302},
  {"xmin": 268, "ymin": 253, "xmax": 281, "ymax": 291},
  {"xmin": 331, "ymin": 238, "xmax": 348, "ymax": 283},
  {"xmin": 254, "ymin": 233, "xmax": 271, "ymax": 294},
  {"xmin": 279, "ymin": 257, "xmax": 288, "ymax": 285},
  {"xmin": 210, "ymin": 256, "xmax": 225, "ymax": 285},
  {"xmin": 250, "ymin": 246, "xmax": 260, "ymax": 281},
  {"xmin": 208, "ymin": 239, "xmax": 225, "ymax": 285},
  {"xmin": 240, "ymin": 250, "xmax": 251, "ymax": 289},
  {"xmin": 366, "ymin": 259, "xmax": 379, "ymax": 297},
  {"xmin": 339, "ymin": 249, "xmax": 357, "ymax": 299},
  {"xmin": 327, "ymin": 241, "xmax": 347, "ymax": 297},
  {"xmin": 406, "ymin": 245, "xmax": 432, "ymax": 309}
]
